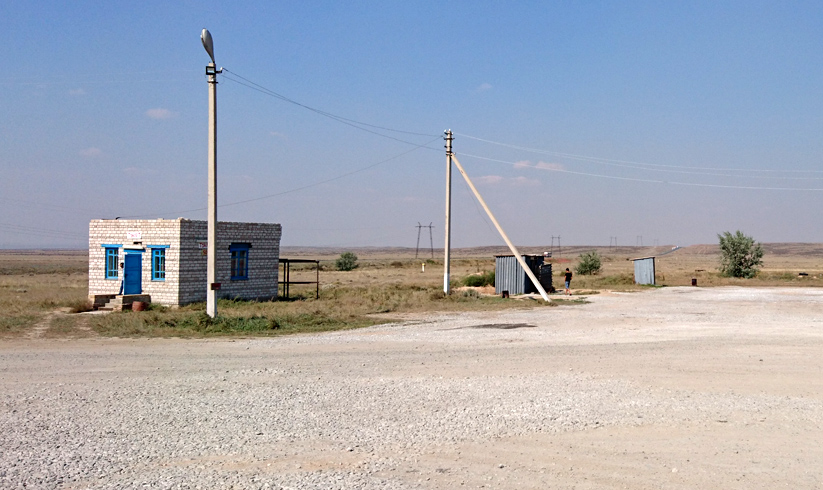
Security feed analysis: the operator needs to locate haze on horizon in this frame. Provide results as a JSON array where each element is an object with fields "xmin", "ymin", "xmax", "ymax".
[{"xmin": 3, "ymin": 2, "xmax": 823, "ymax": 250}]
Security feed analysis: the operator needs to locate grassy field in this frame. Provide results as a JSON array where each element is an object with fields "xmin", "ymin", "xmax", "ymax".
[{"xmin": 1, "ymin": 244, "xmax": 820, "ymax": 339}]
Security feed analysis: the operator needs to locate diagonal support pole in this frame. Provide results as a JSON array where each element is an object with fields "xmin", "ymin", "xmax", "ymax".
[{"xmin": 451, "ymin": 155, "xmax": 550, "ymax": 302}]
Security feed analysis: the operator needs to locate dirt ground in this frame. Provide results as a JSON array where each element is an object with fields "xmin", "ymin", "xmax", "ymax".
[{"xmin": 1, "ymin": 286, "xmax": 822, "ymax": 489}]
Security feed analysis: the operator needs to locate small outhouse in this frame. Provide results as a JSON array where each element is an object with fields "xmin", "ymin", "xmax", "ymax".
[
  {"xmin": 631, "ymin": 256, "xmax": 655, "ymax": 285},
  {"xmin": 495, "ymin": 254, "xmax": 552, "ymax": 295},
  {"xmin": 88, "ymin": 218, "xmax": 281, "ymax": 307}
]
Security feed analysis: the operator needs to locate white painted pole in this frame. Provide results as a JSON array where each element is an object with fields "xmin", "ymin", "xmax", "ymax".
[
  {"xmin": 443, "ymin": 130, "xmax": 453, "ymax": 294},
  {"xmin": 451, "ymin": 154, "xmax": 550, "ymax": 302},
  {"xmin": 206, "ymin": 61, "xmax": 218, "ymax": 318}
]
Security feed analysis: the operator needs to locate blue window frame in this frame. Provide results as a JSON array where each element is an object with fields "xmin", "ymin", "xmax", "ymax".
[
  {"xmin": 230, "ymin": 243, "xmax": 250, "ymax": 280},
  {"xmin": 104, "ymin": 247, "xmax": 119, "ymax": 279},
  {"xmin": 151, "ymin": 248, "xmax": 166, "ymax": 281}
]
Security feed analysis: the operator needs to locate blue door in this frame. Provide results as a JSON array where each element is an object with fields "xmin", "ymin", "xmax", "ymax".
[{"xmin": 123, "ymin": 252, "xmax": 142, "ymax": 295}]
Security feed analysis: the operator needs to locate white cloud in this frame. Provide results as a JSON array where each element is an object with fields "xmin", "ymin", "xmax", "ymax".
[
  {"xmin": 476, "ymin": 174, "xmax": 539, "ymax": 187},
  {"xmin": 270, "ymin": 131, "xmax": 287, "ymax": 140},
  {"xmin": 69, "ymin": 88, "xmax": 86, "ymax": 96},
  {"xmin": 145, "ymin": 108, "xmax": 176, "ymax": 120},
  {"xmin": 535, "ymin": 161, "xmax": 564, "ymax": 171},
  {"xmin": 511, "ymin": 176, "xmax": 540, "ymax": 187},
  {"xmin": 474, "ymin": 82, "xmax": 492, "ymax": 93},
  {"xmin": 476, "ymin": 175, "xmax": 504, "ymax": 185},
  {"xmin": 513, "ymin": 160, "xmax": 565, "ymax": 171},
  {"xmin": 79, "ymin": 147, "xmax": 102, "ymax": 158}
]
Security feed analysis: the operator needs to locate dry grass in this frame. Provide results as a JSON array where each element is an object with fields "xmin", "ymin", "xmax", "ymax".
[
  {"xmin": 0, "ymin": 250, "xmax": 89, "ymax": 337},
  {"xmin": 87, "ymin": 283, "xmax": 553, "ymax": 338},
  {"xmin": 1, "ymin": 245, "xmax": 821, "ymax": 338}
]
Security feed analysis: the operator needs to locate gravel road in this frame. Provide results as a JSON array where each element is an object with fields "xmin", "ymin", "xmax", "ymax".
[{"xmin": 1, "ymin": 286, "xmax": 822, "ymax": 489}]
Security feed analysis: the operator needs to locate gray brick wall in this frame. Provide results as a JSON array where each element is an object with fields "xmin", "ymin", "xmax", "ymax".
[{"xmin": 89, "ymin": 218, "xmax": 281, "ymax": 306}]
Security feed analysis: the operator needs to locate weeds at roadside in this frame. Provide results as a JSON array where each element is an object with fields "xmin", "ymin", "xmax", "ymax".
[
  {"xmin": 552, "ymin": 298, "xmax": 590, "ymax": 305},
  {"xmin": 0, "ymin": 315, "xmax": 38, "ymax": 335},
  {"xmin": 86, "ymin": 284, "xmax": 554, "ymax": 338},
  {"xmin": 66, "ymin": 298, "xmax": 93, "ymax": 313}
]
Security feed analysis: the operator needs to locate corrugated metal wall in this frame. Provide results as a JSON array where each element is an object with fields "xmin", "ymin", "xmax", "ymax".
[
  {"xmin": 495, "ymin": 255, "xmax": 545, "ymax": 294},
  {"xmin": 633, "ymin": 257, "xmax": 655, "ymax": 285}
]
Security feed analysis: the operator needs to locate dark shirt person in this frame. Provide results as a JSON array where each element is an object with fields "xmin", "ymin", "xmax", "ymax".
[{"xmin": 564, "ymin": 268, "xmax": 573, "ymax": 296}]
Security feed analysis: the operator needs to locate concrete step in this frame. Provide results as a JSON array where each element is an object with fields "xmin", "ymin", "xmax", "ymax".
[{"xmin": 98, "ymin": 294, "xmax": 152, "ymax": 312}]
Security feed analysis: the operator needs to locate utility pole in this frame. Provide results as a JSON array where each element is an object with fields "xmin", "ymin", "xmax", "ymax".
[
  {"xmin": 610, "ymin": 236, "xmax": 617, "ymax": 249},
  {"xmin": 443, "ymin": 130, "xmax": 453, "ymax": 294},
  {"xmin": 415, "ymin": 222, "xmax": 422, "ymax": 259},
  {"xmin": 428, "ymin": 222, "xmax": 434, "ymax": 259},
  {"xmin": 202, "ymin": 29, "xmax": 222, "ymax": 318}
]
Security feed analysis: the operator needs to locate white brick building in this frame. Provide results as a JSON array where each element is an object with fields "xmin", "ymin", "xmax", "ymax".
[{"xmin": 88, "ymin": 218, "xmax": 282, "ymax": 306}]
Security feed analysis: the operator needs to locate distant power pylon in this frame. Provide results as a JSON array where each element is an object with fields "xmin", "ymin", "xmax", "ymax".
[
  {"xmin": 416, "ymin": 222, "xmax": 434, "ymax": 259},
  {"xmin": 636, "ymin": 235, "xmax": 643, "ymax": 247},
  {"xmin": 609, "ymin": 236, "xmax": 617, "ymax": 249},
  {"xmin": 550, "ymin": 235, "xmax": 561, "ymax": 258}
]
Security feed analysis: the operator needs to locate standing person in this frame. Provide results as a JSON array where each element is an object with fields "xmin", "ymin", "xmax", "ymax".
[{"xmin": 564, "ymin": 268, "xmax": 573, "ymax": 296}]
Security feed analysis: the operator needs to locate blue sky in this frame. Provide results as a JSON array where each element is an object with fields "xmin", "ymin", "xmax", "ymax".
[{"xmin": 3, "ymin": 1, "xmax": 823, "ymax": 249}]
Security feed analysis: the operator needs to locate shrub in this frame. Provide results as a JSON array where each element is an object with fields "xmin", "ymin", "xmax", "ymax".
[
  {"xmin": 463, "ymin": 270, "xmax": 495, "ymax": 287},
  {"xmin": 718, "ymin": 230, "xmax": 763, "ymax": 278},
  {"xmin": 575, "ymin": 251, "xmax": 602, "ymax": 275},
  {"xmin": 67, "ymin": 298, "xmax": 93, "ymax": 314},
  {"xmin": 335, "ymin": 252, "xmax": 359, "ymax": 271}
]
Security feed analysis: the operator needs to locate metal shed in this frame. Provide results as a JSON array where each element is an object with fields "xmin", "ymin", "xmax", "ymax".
[
  {"xmin": 632, "ymin": 256, "xmax": 656, "ymax": 285},
  {"xmin": 495, "ymin": 255, "xmax": 551, "ymax": 295}
]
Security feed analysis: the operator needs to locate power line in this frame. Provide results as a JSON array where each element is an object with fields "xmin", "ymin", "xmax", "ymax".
[
  {"xmin": 120, "ymin": 135, "xmax": 442, "ymax": 219},
  {"xmin": 0, "ymin": 222, "xmax": 85, "ymax": 240},
  {"xmin": 457, "ymin": 152, "xmax": 823, "ymax": 192},
  {"xmin": 221, "ymin": 69, "xmax": 441, "ymax": 147},
  {"xmin": 0, "ymin": 197, "xmax": 100, "ymax": 216},
  {"xmin": 456, "ymin": 132, "xmax": 823, "ymax": 175}
]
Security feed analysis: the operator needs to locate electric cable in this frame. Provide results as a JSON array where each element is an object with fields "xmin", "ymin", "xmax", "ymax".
[
  {"xmin": 0, "ymin": 222, "xmax": 85, "ymax": 240},
  {"xmin": 457, "ymin": 152, "xmax": 823, "ymax": 192},
  {"xmin": 119, "ymin": 135, "xmax": 443, "ymax": 219},
  {"xmin": 220, "ymin": 69, "xmax": 442, "ymax": 149},
  {"xmin": 456, "ymin": 133, "xmax": 823, "ymax": 176},
  {"xmin": 222, "ymin": 69, "xmax": 437, "ymax": 137}
]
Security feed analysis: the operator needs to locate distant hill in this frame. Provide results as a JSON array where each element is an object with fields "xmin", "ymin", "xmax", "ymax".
[{"xmin": 279, "ymin": 243, "xmax": 823, "ymax": 260}]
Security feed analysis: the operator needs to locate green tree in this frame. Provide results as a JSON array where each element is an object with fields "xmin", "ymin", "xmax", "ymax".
[
  {"xmin": 718, "ymin": 230, "xmax": 763, "ymax": 278},
  {"xmin": 575, "ymin": 250, "xmax": 602, "ymax": 275},
  {"xmin": 335, "ymin": 252, "xmax": 359, "ymax": 271}
]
